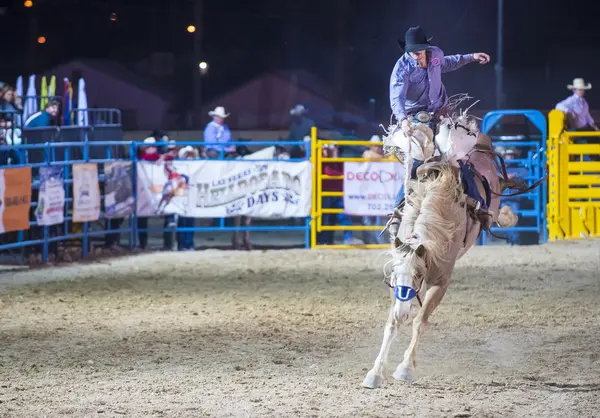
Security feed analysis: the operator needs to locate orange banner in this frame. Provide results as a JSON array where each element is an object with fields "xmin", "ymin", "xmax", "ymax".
[{"xmin": 0, "ymin": 167, "xmax": 32, "ymax": 234}]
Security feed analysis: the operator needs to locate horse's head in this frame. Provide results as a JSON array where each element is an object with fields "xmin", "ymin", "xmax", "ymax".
[{"xmin": 435, "ymin": 115, "xmax": 479, "ymax": 162}]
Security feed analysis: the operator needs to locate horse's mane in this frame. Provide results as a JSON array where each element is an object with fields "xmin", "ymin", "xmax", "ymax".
[{"xmin": 392, "ymin": 163, "xmax": 466, "ymax": 284}]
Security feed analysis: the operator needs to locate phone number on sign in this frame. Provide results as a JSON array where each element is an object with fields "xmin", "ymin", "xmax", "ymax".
[{"xmin": 367, "ymin": 203, "xmax": 394, "ymax": 212}]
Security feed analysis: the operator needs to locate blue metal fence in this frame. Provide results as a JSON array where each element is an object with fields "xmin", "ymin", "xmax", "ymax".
[
  {"xmin": 0, "ymin": 139, "xmax": 312, "ymax": 264},
  {"xmin": 480, "ymin": 110, "xmax": 548, "ymax": 245}
]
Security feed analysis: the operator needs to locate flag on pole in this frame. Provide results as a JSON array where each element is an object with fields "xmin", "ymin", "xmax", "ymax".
[
  {"xmin": 77, "ymin": 78, "xmax": 88, "ymax": 127},
  {"xmin": 62, "ymin": 78, "xmax": 73, "ymax": 126},
  {"xmin": 48, "ymin": 75, "xmax": 56, "ymax": 99},
  {"xmin": 15, "ymin": 76, "xmax": 23, "ymax": 127},
  {"xmin": 23, "ymin": 75, "xmax": 38, "ymax": 123},
  {"xmin": 40, "ymin": 76, "xmax": 48, "ymax": 109}
]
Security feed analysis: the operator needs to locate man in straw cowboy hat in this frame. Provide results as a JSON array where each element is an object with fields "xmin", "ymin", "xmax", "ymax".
[
  {"xmin": 556, "ymin": 78, "xmax": 599, "ymax": 161},
  {"xmin": 204, "ymin": 106, "xmax": 236, "ymax": 158},
  {"xmin": 390, "ymin": 26, "xmax": 490, "ymax": 134},
  {"xmin": 555, "ymin": 78, "xmax": 598, "ymax": 132}
]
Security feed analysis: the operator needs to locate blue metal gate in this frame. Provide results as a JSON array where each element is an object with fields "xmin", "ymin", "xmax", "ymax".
[{"xmin": 479, "ymin": 110, "xmax": 547, "ymax": 244}]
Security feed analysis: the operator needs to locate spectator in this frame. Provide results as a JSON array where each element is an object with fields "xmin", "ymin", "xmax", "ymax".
[
  {"xmin": 158, "ymin": 137, "xmax": 178, "ymax": 250},
  {"xmin": 288, "ymin": 104, "xmax": 315, "ymax": 157},
  {"xmin": 203, "ymin": 106, "xmax": 236, "ymax": 158},
  {"xmin": 361, "ymin": 135, "xmax": 385, "ymax": 245},
  {"xmin": 318, "ymin": 144, "xmax": 361, "ymax": 245},
  {"xmin": 555, "ymin": 78, "xmax": 599, "ymax": 161},
  {"xmin": 137, "ymin": 137, "xmax": 160, "ymax": 249},
  {"xmin": 177, "ymin": 146, "xmax": 198, "ymax": 251},
  {"xmin": 25, "ymin": 99, "xmax": 59, "ymax": 128}
]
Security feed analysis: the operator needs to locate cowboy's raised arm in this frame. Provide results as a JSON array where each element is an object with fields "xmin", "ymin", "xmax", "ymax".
[
  {"xmin": 441, "ymin": 52, "xmax": 490, "ymax": 73},
  {"xmin": 389, "ymin": 61, "xmax": 409, "ymax": 121}
]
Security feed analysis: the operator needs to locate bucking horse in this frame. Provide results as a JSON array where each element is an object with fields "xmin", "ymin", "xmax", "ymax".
[{"xmin": 362, "ymin": 105, "xmax": 546, "ymax": 389}]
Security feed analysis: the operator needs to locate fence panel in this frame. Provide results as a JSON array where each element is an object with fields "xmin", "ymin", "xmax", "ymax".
[
  {"xmin": 0, "ymin": 139, "xmax": 312, "ymax": 265},
  {"xmin": 547, "ymin": 109, "xmax": 600, "ymax": 240},
  {"xmin": 480, "ymin": 110, "xmax": 548, "ymax": 245}
]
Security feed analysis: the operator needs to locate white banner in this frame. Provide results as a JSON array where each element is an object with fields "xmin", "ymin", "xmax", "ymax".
[
  {"xmin": 136, "ymin": 160, "xmax": 312, "ymax": 218},
  {"xmin": 73, "ymin": 163, "xmax": 100, "ymax": 222},
  {"xmin": 343, "ymin": 161, "xmax": 404, "ymax": 216},
  {"xmin": 36, "ymin": 167, "xmax": 65, "ymax": 226}
]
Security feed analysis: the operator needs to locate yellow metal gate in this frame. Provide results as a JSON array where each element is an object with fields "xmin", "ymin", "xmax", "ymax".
[
  {"xmin": 309, "ymin": 127, "xmax": 391, "ymax": 249},
  {"xmin": 547, "ymin": 109, "xmax": 600, "ymax": 240}
]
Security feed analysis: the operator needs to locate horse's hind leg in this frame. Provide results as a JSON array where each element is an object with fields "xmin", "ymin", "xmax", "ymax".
[
  {"xmin": 393, "ymin": 280, "xmax": 449, "ymax": 383},
  {"xmin": 362, "ymin": 294, "xmax": 405, "ymax": 389}
]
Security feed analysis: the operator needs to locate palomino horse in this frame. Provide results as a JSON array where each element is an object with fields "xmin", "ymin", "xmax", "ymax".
[{"xmin": 362, "ymin": 113, "xmax": 525, "ymax": 389}]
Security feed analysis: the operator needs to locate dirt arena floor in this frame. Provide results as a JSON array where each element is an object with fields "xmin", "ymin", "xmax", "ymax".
[{"xmin": 0, "ymin": 240, "xmax": 599, "ymax": 418}]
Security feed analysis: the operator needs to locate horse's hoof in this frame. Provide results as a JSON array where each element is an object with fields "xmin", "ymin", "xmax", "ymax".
[
  {"xmin": 392, "ymin": 365, "xmax": 413, "ymax": 383},
  {"xmin": 362, "ymin": 371, "xmax": 384, "ymax": 389}
]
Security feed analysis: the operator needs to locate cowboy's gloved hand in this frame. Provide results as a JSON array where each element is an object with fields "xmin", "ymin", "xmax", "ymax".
[{"xmin": 472, "ymin": 53, "xmax": 490, "ymax": 64}]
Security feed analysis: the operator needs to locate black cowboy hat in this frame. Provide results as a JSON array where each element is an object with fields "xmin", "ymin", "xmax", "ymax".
[{"xmin": 397, "ymin": 26, "xmax": 433, "ymax": 52}]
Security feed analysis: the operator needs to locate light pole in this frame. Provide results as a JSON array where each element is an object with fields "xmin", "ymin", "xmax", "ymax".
[
  {"xmin": 192, "ymin": 0, "xmax": 204, "ymax": 127},
  {"xmin": 495, "ymin": 0, "xmax": 504, "ymax": 109}
]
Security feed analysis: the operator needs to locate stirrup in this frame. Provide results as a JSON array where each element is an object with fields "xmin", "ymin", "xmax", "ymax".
[{"xmin": 378, "ymin": 204, "xmax": 404, "ymax": 238}]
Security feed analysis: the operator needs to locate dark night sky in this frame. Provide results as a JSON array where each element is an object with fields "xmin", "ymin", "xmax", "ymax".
[{"xmin": 1, "ymin": 0, "xmax": 598, "ymax": 116}]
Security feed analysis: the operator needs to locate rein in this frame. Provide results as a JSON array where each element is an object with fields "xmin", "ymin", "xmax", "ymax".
[{"xmin": 473, "ymin": 147, "xmax": 548, "ymax": 198}]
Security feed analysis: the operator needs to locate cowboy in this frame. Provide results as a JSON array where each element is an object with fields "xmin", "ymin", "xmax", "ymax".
[
  {"xmin": 204, "ymin": 106, "xmax": 236, "ymax": 158},
  {"xmin": 389, "ymin": 26, "xmax": 490, "ymax": 206},
  {"xmin": 390, "ymin": 26, "xmax": 490, "ymax": 134},
  {"xmin": 555, "ymin": 78, "xmax": 598, "ymax": 132},
  {"xmin": 556, "ymin": 78, "xmax": 599, "ymax": 162},
  {"xmin": 288, "ymin": 104, "xmax": 315, "ymax": 158}
]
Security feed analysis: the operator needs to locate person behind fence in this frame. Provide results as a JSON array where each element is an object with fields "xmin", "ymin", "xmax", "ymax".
[
  {"xmin": 177, "ymin": 146, "xmax": 199, "ymax": 251},
  {"xmin": 496, "ymin": 147, "xmax": 528, "ymax": 245},
  {"xmin": 159, "ymin": 137, "xmax": 179, "ymax": 250},
  {"xmin": 136, "ymin": 137, "xmax": 161, "ymax": 250},
  {"xmin": 555, "ymin": 78, "xmax": 599, "ymax": 162},
  {"xmin": 0, "ymin": 85, "xmax": 23, "ymax": 148},
  {"xmin": 288, "ymin": 104, "xmax": 314, "ymax": 158},
  {"xmin": 361, "ymin": 135, "xmax": 386, "ymax": 244},
  {"xmin": 389, "ymin": 26, "xmax": 490, "ymax": 205},
  {"xmin": 204, "ymin": 106, "xmax": 236, "ymax": 158},
  {"xmin": 317, "ymin": 143, "xmax": 361, "ymax": 245},
  {"xmin": 25, "ymin": 99, "xmax": 59, "ymax": 128}
]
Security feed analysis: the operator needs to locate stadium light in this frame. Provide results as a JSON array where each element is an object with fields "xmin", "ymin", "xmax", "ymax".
[
  {"xmin": 187, "ymin": 25, "xmax": 196, "ymax": 33},
  {"xmin": 198, "ymin": 61, "xmax": 208, "ymax": 75}
]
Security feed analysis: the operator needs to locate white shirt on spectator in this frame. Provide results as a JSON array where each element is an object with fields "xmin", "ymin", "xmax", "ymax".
[{"xmin": 555, "ymin": 94, "xmax": 595, "ymax": 129}]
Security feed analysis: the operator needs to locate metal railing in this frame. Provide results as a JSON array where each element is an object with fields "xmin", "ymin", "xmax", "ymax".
[{"xmin": 0, "ymin": 139, "xmax": 312, "ymax": 264}]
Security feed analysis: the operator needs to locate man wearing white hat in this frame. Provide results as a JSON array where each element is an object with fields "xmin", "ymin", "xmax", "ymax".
[
  {"xmin": 204, "ymin": 106, "xmax": 236, "ymax": 158},
  {"xmin": 555, "ymin": 78, "xmax": 598, "ymax": 132}
]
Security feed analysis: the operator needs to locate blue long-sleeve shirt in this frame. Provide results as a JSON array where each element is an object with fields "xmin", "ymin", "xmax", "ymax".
[
  {"xmin": 389, "ymin": 46, "xmax": 475, "ymax": 121},
  {"xmin": 203, "ymin": 120, "xmax": 232, "ymax": 152}
]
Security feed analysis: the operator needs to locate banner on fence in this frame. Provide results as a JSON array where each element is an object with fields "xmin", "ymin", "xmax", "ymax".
[
  {"xmin": 0, "ymin": 167, "xmax": 32, "ymax": 233},
  {"xmin": 343, "ymin": 161, "xmax": 404, "ymax": 216},
  {"xmin": 36, "ymin": 167, "xmax": 65, "ymax": 226},
  {"xmin": 137, "ymin": 160, "xmax": 312, "ymax": 218},
  {"xmin": 73, "ymin": 163, "xmax": 100, "ymax": 222},
  {"xmin": 104, "ymin": 161, "xmax": 134, "ymax": 218}
]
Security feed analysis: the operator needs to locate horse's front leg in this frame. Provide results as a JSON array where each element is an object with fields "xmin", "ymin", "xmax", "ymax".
[
  {"xmin": 393, "ymin": 279, "xmax": 449, "ymax": 383},
  {"xmin": 362, "ymin": 293, "xmax": 406, "ymax": 389}
]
